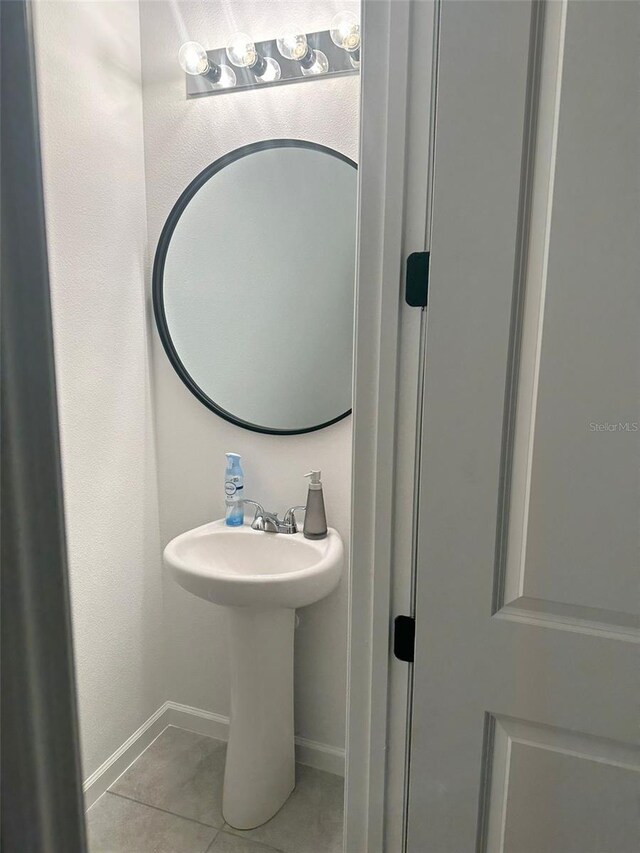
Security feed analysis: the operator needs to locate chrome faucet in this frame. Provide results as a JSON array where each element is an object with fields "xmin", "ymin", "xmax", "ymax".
[{"xmin": 243, "ymin": 500, "xmax": 305, "ymax": 534}]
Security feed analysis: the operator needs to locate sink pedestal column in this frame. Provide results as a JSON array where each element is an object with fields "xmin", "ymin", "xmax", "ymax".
[{"xmin": 222, "ymin": 606, "xmax": 295, "ymax": 829}]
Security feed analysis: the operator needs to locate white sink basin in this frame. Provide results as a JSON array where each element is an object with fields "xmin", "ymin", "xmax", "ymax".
[
  {"xmin": 163, "ymin": 518, "xmax": 343, "ymax": 831},
  {"xmin": 164, "ymin": 519, "xmax": 343, "ymax": 609}
]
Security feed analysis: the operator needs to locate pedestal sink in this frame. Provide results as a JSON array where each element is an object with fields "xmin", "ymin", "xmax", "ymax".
[{"xmin": 163, "ymin": 519, "xmax": 343, "ymax": 829}]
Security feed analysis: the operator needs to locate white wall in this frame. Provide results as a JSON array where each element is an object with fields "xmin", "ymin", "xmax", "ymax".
[
  {"xmin": 33, "ymin": 0, "xmax": 358, "ymax": 773},
  {"xmin": 33, "ymin": 1, "xmax": 164, "ymax": 778},
  {"xmin": 139, "ymin": 0, "xmax": 359, "ymax": 750}
]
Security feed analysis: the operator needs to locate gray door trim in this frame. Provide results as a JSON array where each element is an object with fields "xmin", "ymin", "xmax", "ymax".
[{"xmin": 1, "ymin": 1, "xmax": 87, "ymax": 850}]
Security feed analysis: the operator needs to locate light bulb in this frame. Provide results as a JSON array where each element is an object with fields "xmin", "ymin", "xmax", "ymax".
[
  {"xmin": 276, "ymin": 32, "xmax": 309, "ymax": 62},
  {"xmin": 277, "ymin": 31, "xmax": 328, "ymax": 76},
  {"xmin": 330, "ymin": 11, "xmax": 360, "ymax": 53},
  {"xmin": 178, "ymin": 41, "xmax": 210, "ymax": 76},
  {"xmin": 211, "ymin": 65, "xmax": 237, "ymax": 89},
  {"xmin": 226, "ymin": 32, "xmax": 280, "ymax": 82},
  {"xmin": 178, "ymin": 41, "xmax": 236, "ymax": 89},
  {"xmin": 301, "ymin": 49, "xmax": 329, "ymax": 76},
  {"xmin": 255, "ymin": 56, "xmax": 281, "ymax": 83},
  {"xmin": 226, "ymin": 33, "xmax": 257, "ymax": 68}
]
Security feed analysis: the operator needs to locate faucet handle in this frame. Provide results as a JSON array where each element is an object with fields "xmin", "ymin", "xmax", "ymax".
[
  {"xmin": 283, "ymin": 505, "xmax": 306, "ymax": 534},
  {"xmin": 242, "ymin": 499, "xmax": 264, "ymax": 529}
]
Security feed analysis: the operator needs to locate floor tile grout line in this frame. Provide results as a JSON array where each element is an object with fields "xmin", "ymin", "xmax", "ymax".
[
  {"xmin": 203, "ymin": 827, "xmax": 222, "ymax": 852},
  {"xmin": 104, "ymin": 789, "xmax": 223, "ymax": 832},
  {"xmin": 221, "ymin": 822, "xmax": 288, "ymax": 852}
]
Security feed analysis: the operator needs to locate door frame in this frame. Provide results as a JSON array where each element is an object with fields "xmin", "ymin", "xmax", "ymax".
[{"xmin": 345, "ymin": 1, "xmax": 439, "ymax": 850}]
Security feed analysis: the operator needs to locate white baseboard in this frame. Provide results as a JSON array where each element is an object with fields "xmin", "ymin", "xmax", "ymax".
[
  {"xmin": 83, "ymin": 701, "xmax": 345, "ymax": 810},
  {"xmin": 293, "ymin": 734, "xmax": 345, "ymax": 777},
  {"xmin": 83, "ymin": 701, "xmax": 171, "ymax": 809}
]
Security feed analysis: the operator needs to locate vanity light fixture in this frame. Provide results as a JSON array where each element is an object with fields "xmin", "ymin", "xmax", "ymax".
[
  {"xmin": 179, "ymin": 24, "xmax": 358, "ymax": 99},
  {"xmin": 329, "ymin": 11, "xmax": 360, "ymax": 68},
  {"xmin": 276, "ymin": 32, "xmax": 329, "ymax": 76},
  {"xmin": 178, "ymin": 41, "xmax": 237, "ymax": 89},
  {"xmin": 226, "ymin": 32, "xmax": 281, "ymax": 83}
]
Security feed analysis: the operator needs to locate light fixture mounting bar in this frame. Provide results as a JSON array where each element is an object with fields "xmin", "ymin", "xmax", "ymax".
[{"xmin": 185, "ymin": 30, "xmax": 358, "ymax": 98}]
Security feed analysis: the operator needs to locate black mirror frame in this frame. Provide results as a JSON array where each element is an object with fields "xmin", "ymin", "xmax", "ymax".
[{"xmin": 152, "ymin": 139, "xmax": 357, "ymax": 436}]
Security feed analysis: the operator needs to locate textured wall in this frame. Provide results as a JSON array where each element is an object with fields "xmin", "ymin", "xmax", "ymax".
[
  {"xmin": 139, "ymin": 0, "xmax": 359, "ymax": 749},
  {"xmin": 33, "ymin": 0, "xmax": 164, "ymax": 777}
]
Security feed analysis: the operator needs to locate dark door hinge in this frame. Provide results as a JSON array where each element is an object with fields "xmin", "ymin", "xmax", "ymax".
[
  {"xmin": 405, "ymin": 251, "xmax": 430, "ymax": 307},
  {"xmin": 393, "ymin": 615, "xmax": 415, "ymax": 663}
]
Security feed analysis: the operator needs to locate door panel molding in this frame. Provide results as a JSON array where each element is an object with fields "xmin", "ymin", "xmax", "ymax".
[
  {"xmin": 493, "ymin": 0, "xmax": 554, "ymax": 616},
  {"xmin": 493, "ymin": 0, "xmax": 639, "ymax": 643},
  {"xmin": 495, "ymin": 596, "xmax": 640, "ymax": 643},
  {"xmin": 494, "ymin": 0, "xmax": 567, "ymax": 614},
  {"xmin": 482, "ymin": 715, "xmax": 640, "ymax": 853}
]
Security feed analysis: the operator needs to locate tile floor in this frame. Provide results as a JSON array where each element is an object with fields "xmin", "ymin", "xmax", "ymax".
[{"xmin": 87, "ymin": 726, "xmax": 344, "ymax": 853}]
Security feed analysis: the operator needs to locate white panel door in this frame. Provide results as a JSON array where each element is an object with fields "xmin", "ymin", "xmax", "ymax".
[{"xmin": 407, "ymin": 2, "xmax": 640, "ymax": 851}]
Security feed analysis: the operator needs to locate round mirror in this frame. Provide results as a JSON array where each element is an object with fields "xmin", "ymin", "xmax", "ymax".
[{"xmin": 153, "ymin": 140, "xmax": 357, "ymax": 434}]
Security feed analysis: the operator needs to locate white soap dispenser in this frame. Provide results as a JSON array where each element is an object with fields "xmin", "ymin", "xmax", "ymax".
[{"xmin": 303, "ymin": 471, "xmax": 328, "ymax": 540}]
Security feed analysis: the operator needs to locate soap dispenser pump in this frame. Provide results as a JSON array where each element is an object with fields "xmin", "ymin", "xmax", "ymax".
[{"xmin": 303, "ymin": 471, "xmax": 328, "ymax": 540}]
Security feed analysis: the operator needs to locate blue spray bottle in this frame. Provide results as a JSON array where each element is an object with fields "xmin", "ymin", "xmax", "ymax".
[{"xmin": 224, "ymin": 453, "xmax": 244, "ymax": 526}]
